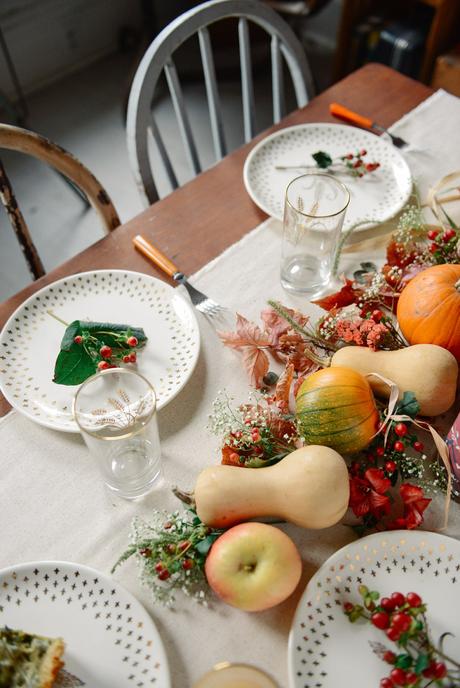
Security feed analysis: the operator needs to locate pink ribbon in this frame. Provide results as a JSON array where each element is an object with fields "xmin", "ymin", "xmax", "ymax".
[{"xmin": 367, "ymin": 373, "xmax": 451, "ymax": 530}]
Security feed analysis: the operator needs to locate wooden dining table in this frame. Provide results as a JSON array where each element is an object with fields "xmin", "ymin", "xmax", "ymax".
[{"xmin": 0, "ymin": 63, "xmax": 432, "ymax": 418}]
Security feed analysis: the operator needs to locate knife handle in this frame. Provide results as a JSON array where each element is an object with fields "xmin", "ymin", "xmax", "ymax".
[
  {"xmin": 133, "ymin": 234, "xmax": 179, "ymax": 278},
  {"xmin": 329, "ymin": 103, "xmax": 373, "ymax": 130}
]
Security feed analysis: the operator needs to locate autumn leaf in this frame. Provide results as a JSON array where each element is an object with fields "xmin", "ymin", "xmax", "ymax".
[
  {"xmin": 261, "ymin": 305, "xmax": 309, "ymax": 346},
  {"xmin": 275, "ymin": 363, "xmax": 294, "ymax": 405},
  {"xmin": 218, "ymin": 313, "xmax": 271, "ymax": 349},
  {"xmin": 312, "ymin": 280, "xmax": 359, "ymax": 311},
  {"xmin": 242, "ymin": 346, "xmax": 270, "ymax": 388}
]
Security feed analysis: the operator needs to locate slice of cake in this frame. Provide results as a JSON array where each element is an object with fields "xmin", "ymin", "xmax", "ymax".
[{"xmin": 0, "ymin": 626, "xmax": 65, "ymax": 688}]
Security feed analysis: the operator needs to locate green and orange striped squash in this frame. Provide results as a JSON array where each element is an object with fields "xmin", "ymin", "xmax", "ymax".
[{"xmin": 295, "ymin": 366, "xmax": 379, "ymax": 454}]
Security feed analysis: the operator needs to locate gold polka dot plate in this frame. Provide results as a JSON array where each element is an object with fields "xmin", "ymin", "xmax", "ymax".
[
  {"xmin": 243, "ymin": 123, "xmax": 412, "ymax": 231},
  {"xmin": 0, "ymin": 560, "xmax": 170, "ymax": 687},
  {"xmin": 289, "ymin": 530, "xmax": 460, "ymax": 687},
  {"xmin": 0, "ymin": 270, "xmax": 200, "ymax": 432}
]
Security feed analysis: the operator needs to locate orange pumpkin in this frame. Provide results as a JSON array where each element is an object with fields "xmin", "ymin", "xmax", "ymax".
[
  {"xmin": 397, "ymin": 264, "xmax": 460, "ymax": 360},
  {"xmin": 295, "ymin": 366, "xmax": 379, "ymax": 454}
]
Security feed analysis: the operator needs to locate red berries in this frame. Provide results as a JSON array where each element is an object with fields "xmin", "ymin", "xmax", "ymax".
[
  {"xmin": 372, "ymin": 309, "xmax": 384, "ymax": 322},
  {"xmin": 154, "ymin": 561, "xmax": 165, "ymax": 573},
  {"xmin": 380, "ymin": 597, "xmax": 396, "ymax": 612},
  {"xmin": 178, "ymin": 540, "xmax": 190, "ymax": 551},
  {"xmin": 386, "ymin": 626, "xmax": 401, "ymax": 642},
  {"xmin": 139, "ymin": 548, "xmax": 152, "ymax": 558},
  {"xmin": 251, "ymin": 428, "xmax": 261, "ymax": 442},
  {"xmin": 443, "ymin": 228, "xmax": 456, "ymax": 242},
  {"xmin": 97, "ymin": 360, "xmax": 110, "ymax": 371},
  {"xmin": 390, "ymin": 592, "xmax": 405, "ymax": 608},
  {"xmin": 127, "ymin": 336, "xmax": 138, "ymax": 347},
  {"xmin": 99, "ymin": 345, "xmax": 112, "ymax": 359},
  {"xmin": 74, "ymin": 335, "xmax": 83, "ymax": 345},
  {"xmin": 405, "ymin": 672, "xmax": 418, "ymax": 685},
  {"xmin": 393, "ymin": 441, "xmax": 405, "ymax": 453},
  {"xmin": 391, "ymin": 612, "xmax": 411, "ymax": 632},
  {"xmin": 412, "ymin": 441, "xmax": 424, "ymax": 453},
  {"xmin": 385, "ymin": 460, "xmax": 397, "ymax": 474},
  {"xmin": 394, "ymin": 423, "xmax": 408, "ymax": 437},
  {"xmin": 158, "ymin": 569, "xmax": 171, "ymax": 581},
  {"xmin": 390, "ymin": 668, "xmax": 407, "ymax": 685},
  {"xmin": 380, "ymin": 679, "xmax": 393, "ymax": 688},
  {"xmin": 344, "ymin": 602, "xmax": 354, "ymax": 612},
  {"xmin": 360, "ymin": 149, "xmax": 367, "ymax": 156},
  {"xmin": 376, "ymin": 446, "xmax": 386, "ymax": 457},
  {"xmin": 383, "ymin": 651, "xmax": 396, "ymax": 664},
  {"xmin": 182, "ymin": 558, "xmax": 194, "ymax": 570},
  {"xmin": 429, "ymin": 242, "xmax": 439, "ymax": 254},
  {"xmin": 406, "ymin": 592, "xmax": 422, "ymax": 608},
  {"xmin": 427, "ymin": 228, "xmax": 439, "ymax": 240},
  {"xmin": 371, "ymin": 611, "xmax": 390, "ymax": 629}
]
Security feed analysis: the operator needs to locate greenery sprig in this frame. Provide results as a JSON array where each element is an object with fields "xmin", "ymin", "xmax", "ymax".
[{"xmin": 112, "ymin": 509, "xmax": 224, "ymax": 607}]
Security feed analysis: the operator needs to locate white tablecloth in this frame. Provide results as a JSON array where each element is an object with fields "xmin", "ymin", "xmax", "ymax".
[{"xmin": 2, "ymin": 89, "xmax": 460, "ymax": 687}]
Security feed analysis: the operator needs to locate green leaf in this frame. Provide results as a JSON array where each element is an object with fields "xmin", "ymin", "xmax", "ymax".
[
  {"xmin": 369, "ymin": 590, "xmax": 380, "ymax": 601},
  {"xmin": 414, "ymin": 654, "xmax": 429, "ymax": 674},
  {"xmin": 53, "ymin": 346, "xmax": 97, "ymax": 385},
  {"xmin": 312, "ymin": 151, "xmax": 333, "ymax": 169},
  {"xmin": 60, "ymin": 321, "xmax": 147, "ymax": 351},
  {"xmin": 395, "ymin": 391, "xmax": 420, "ymax": 419},
  {"xmin": 195, "ymin": 533, "xmax": 221, "ymax": 556},
  {"xmin": 395, "ymin": 654, "xmax": 412, "ymax": 669}
]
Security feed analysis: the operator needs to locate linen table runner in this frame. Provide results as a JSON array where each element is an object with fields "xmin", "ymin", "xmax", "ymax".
[{"xmin": 1, "ymin": 89, "xmax": 460, "ymax": 687}]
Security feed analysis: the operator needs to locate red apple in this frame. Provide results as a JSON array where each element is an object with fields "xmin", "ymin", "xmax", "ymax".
[{"xmin": 205, "ymin": 522, "xmax": 302, "ymax": 611}]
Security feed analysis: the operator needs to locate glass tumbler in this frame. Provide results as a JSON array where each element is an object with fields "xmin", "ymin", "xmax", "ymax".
[
  {"xmin": 73, "ymin": 368, "xmax": 161, "ymax": 499},
  {"xmin": 281, "ymin": 173, "xmax": 350, "ymax": 295}
]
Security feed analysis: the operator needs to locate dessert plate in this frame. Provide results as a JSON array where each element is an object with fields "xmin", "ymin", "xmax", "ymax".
[
  {"xmin": 244, "ymin": 123, "xmax": 412, "ymax": 231},
  {"xmin": 289, "ymin": 530, "xmax": 460, "ymax": 687},
  {"xmin": 0, "ymin": 560, "xmax": 170, "ymax": 687},
  {"xmin": 0, "ymin": 270, "xmax": 200, "ymax": 432}
]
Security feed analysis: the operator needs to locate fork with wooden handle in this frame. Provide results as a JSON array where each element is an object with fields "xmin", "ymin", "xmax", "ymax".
[{"xmin": 133, "ymin": 234, "xmax": 228, "ymax": 317}]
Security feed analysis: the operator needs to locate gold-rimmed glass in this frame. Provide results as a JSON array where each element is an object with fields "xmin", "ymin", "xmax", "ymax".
[
  {"xmin": 73, "ymin": 368, "xmax": 161, "ymax": 500},
  {"xmin": 192, "ymin": 662, "xmax": 278, "ymax": 687},
  {"xmin": 281, "ymin": 172, "xmax": 350, "ymax": 295}
]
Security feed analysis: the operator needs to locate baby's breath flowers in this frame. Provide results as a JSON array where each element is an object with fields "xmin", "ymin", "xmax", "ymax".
[
  {"xmin": 208, "ymin": 391, "xmax": 298, "ymax": 467},
  {"xmin": 112, "ymin": 510, "xmax": 224, "ymax": 607}
]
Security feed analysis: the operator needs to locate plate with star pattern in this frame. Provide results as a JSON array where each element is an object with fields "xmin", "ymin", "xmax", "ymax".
[
  {"xmin": 288, "ymin": 531, "xmax": 460, "ymax": 687},
  {"xmin": 0, "ymin": 561, "xmax": 170, "ymax": 687}
]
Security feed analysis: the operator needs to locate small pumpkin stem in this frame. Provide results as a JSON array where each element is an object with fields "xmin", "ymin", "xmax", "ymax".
[{"xmin": 455, "ymin": 279, "xmax": 460, "ymax": 292}]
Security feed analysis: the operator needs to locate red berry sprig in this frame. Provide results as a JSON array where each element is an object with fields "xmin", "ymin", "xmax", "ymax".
[
  {"xmin": 426, "ymin": 226, "xmax": 459, "ymax": 264},
  {"xmin": 344, "ymin": 586, "xmax": 459, "ymax": 687}
]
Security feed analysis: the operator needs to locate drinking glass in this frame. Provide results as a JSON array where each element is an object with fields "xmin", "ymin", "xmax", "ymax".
[
  {"xmin": 192, "ymin": 662, "xmax": 278, "ymax": 687},
  {"xmin": 280, "ymin": 172, "xmax": 350, "ymax": 295},
  {"xmin": 73, "ymin": 368, "xmax": 161, "ymax": 499}
]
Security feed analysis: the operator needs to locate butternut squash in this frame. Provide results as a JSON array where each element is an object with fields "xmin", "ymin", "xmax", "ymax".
[
  {"xmin": 330, "ymin": 344, "xmax": 458, "ymax": 416},
  {"xmin": 195, "ymin": 446, "xmax": 349, "ymax": 530}
]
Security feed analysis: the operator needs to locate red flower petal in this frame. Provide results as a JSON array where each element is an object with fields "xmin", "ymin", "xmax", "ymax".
[{"xmin": 365, "ymin": 468, "xmax": 391, "ymax": 494}]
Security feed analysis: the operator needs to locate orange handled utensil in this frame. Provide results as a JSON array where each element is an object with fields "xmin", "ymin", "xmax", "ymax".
[
  {"xmin": 133, "ymin": 234, "xmax": 227, "ymax": 317},
  {"xmin": 329, "ymin": 103, "xmax": 408, "ymax": 148}
]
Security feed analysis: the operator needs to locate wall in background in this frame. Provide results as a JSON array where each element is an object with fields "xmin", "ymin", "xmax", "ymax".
[{"xmin": 0, "ymin": 0, "xmax": 142, "ymax": 99}]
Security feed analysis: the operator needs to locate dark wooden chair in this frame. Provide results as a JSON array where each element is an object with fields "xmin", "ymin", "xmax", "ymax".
[{"xmin": 0, "ymin": 124, "xmax": 121, "ymax": 280}]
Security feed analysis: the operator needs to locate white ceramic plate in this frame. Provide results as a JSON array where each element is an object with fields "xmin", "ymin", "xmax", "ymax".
[
  {"xmin": 0, "ymin": 560, "xmax": 170, "ymax": 687},
  {"xmin": 243, "ymin": 123, "xmax": 412, "ymax": 230},
  {"xmin": 0, "ymin": 270, "xmax": 200, "ymax": 432},
  {"xmin": 289, "ymin": 531, "xmax": 460, "ymax": 687}
]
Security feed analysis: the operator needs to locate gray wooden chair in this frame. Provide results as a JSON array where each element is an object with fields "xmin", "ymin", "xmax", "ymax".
[
  {"xmin": 0, "ymin": 124, "xmax": 120, "ymax": 280},
  {"xmin": 127, "ymin": 0, "xmax": 314, "ymax": 205}
]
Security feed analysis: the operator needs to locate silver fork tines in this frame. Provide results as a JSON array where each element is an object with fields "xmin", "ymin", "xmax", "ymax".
[{"xmin": 173, "ymin": 272, "xmax": 226, "ymax": 317}]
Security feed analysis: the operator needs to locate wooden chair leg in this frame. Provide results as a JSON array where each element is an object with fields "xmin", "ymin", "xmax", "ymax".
[{"xmin": 0, "ymin": 159, "xmax": 45, "ymax": 280}]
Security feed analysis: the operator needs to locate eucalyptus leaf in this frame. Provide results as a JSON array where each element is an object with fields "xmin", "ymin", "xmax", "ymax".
[{"xmin": 360, "ymin": 262, "xmax": 377, "ymax": 272}]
